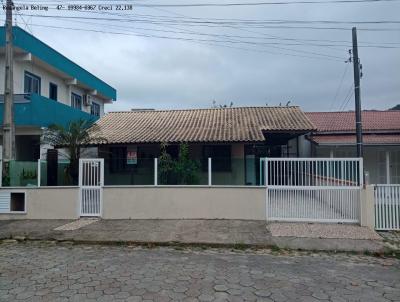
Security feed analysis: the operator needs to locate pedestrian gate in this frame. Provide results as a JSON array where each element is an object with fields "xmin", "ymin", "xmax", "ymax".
[
  {"xmin": 79, "ymin": 158, "xmax": 104, "ymax": 217},
  {"xmin": 265, "ymin": 158, "xmax": 363, "ymax": 223}
]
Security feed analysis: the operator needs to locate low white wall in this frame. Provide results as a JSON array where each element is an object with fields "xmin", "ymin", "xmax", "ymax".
[
  {"xmin": 102, "ymin": 187, "xmax": 266, "ymax": 220},
  {"xmin": 0, "ymin": 186, "xmax": 376, "ymax": 224},
  {"xmin": 0, "ymin": 187, "xmax": 79, "ymax": 220}
]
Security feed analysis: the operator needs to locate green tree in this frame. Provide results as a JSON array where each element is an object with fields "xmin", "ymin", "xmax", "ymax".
[
  {"xmin": 42, "ymin": 119, "xmax": 105, "ymax": 185},
  {"xmin": 174, "ymin": 143, "xmax": 200, "ymax": 185},
  {"xmin": 158, "ymin": 143, "xmax": 200, "ymax": 185},
  {"xmin": 158, "ymin": 143, "xmax": 174, "ymax": 185}
]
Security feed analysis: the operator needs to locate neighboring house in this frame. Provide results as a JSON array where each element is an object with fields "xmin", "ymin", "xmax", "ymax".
[
  {"xmin": 0, "ymin": 26, "xmax": 117, "ymax": 161},
  {"xmin": 91, "ymin": 106, "xmax": 315, "ymax": 186},
  {"xmin": 306, "ymin": 110, "xmax": 400, "ymax": 184}
]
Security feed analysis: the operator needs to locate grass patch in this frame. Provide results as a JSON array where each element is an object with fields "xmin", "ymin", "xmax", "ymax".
[
  {"xmin": 232, "ymin": 243, "xmax": 249, "ymax": 251},
  {"xmin": 270, "ymin": 245, "xmax": 281, "ymax": 252}
]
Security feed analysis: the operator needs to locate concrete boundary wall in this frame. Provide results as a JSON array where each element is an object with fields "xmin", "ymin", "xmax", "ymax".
[
  {"xmin": 0, "ymin": 186, "xmax": 375, "ymax": 223},
  {"xmin": 0, "ymin": 186, "xmax": 266, "ymax": 220},
  {"xmin": 102, "ymin": 187, "xmax": 266, "ymax": 220},
  {"xmin": 0, "ymin": 187, "xmax": 79, "ymax": 220}
]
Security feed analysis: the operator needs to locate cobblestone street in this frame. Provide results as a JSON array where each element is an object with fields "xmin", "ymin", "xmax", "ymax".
[{"xmin": 0, "ymin": 242, "xmax": 399, "ymax": 302}]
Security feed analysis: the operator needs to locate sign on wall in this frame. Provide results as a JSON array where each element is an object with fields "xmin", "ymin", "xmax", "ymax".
[{"xmin": 127, "ymin": 146, "xmax": 137, "ymax": 165}]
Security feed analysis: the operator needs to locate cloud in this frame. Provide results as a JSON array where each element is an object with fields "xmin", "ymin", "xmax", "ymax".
[{"xmin": 25, "ymin": 1, "xmax": 400, "ymax": 112}]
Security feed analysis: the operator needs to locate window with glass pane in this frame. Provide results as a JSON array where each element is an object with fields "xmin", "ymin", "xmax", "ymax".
[
  {"xmin": 49, "ymin": 83, "xmax": 58, "ymax": 101},
  {"xmin": 91, "ymin": 102, "xmax": 101, "ymax": 117},
  {"xmin": 109, "ymin": 147, "xmax": 127, "ymax": 172},
  {"xmin": 390, "ymin": 150, "xmax": 400, "ymax": 184},
  {"xmin": 71, "ymin": 93, "xmax": 82, "ymax": 110},
  {"xmin": 24, "ymin": 71, "xmax": 41, "ymax": 95},
  {"xmin": 203, "ymin": 145, "xmax": 231, "ymax": 172}
]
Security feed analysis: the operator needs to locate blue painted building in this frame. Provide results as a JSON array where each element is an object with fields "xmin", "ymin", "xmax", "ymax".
[{"xmin": 0, "ymin": 26, "xmax": 117, "ymax": 160}]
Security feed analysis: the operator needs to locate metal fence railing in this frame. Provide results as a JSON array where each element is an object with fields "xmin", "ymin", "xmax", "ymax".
[
  {"xmin": 265, "ymin": 158, "xmax": 363, "ymax": 188},
  {"xmin": 374, "ymin": 184, "xmax": 400, "ymax": 231},
  {"xmin": 266, "ymin": 158, "xmax": 363, "ymax": 223}
]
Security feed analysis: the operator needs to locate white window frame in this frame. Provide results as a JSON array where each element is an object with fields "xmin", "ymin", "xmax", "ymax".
[
  {"xmin": 0, "ymin": 191, "xmax": 27, "ymax": 214},
  {"xmin": 71, "ymin": 92, "xmax": 82, "ymax": 110},
  {"xmin": 91, "ymin": 102, "xmax": 101, "ymax": 117},
  {"xmin": 24, "ymin": 71, "xmax": 41, "ymax": 95}
]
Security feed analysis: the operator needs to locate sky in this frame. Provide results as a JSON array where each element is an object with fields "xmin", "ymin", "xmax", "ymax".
[{"xmin": 4, "ymin": 0, "xmax": 400, "ymax": 112}]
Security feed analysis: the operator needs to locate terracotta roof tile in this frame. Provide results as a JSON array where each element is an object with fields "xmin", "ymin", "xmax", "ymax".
[
  {"xmin": 92, "ymin": 106, "xmax": 315, "ymax": 144},
  {"xmin": 306, "ymin": 110, "xmax": 400, "ymax": 132}
]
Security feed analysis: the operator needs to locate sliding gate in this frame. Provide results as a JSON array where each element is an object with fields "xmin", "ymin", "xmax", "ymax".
[
  {"xmin": 266, "ymin": 158, "xmax": 363, "ymax": 223},
  {"xmin": 79, "ymin": 158, "xmax": 104, "ymax": 217}
]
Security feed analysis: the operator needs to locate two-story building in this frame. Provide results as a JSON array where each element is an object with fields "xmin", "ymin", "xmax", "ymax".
[{"xmin": 0, "ymin": 26, "xmax": 117, "ymax": 161}]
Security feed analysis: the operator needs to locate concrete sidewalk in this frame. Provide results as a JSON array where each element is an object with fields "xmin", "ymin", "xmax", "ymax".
[
  {"xmin": 0, "ymin": 219, "xmax": 387, "ymax": 253},
  {"xmin": 267, "ymin": 222, "xmax": 385, "ymax": 253},
  {"xmin": 0, "ymin": 219, "xmax": 271, "ymax": 246}
]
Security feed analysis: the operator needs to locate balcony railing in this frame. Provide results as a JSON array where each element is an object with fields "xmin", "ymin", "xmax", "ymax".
[{"xmin": 0, "ymin": 93, "xmax": 98, "ymax": 128}]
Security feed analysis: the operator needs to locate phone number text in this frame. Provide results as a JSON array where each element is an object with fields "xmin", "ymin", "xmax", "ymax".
[{"xmin": 57, "ymin": 4, "xmax": 133, "ymax": 11}]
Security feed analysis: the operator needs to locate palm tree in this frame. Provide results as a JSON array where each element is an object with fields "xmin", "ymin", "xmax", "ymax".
[{"xmin": 42, "ymin": 119, "xmax": 105, "ymax": 185}]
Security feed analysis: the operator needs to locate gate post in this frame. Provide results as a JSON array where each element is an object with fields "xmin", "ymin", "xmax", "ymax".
[
  {"xmin": 360, "ymin": 185, "xmax": 375, "ymax": 230},
  {"xmin": 78, "ymin": 158, "xmax": 83, "ymax": 188},
  {"xmin": 208, "ymin": 158, "xmax": 212, "ymax": 186},
  {"xmin": 264, "ymin": 158, "xmax": 268, "ymax": 187},
  {"xmin": 37, "ymin": 159, "xmax": 41, "ymax": 187},
  {"xmin": 265, "ymin": 158, "xmax": 269, "ymax": 221},
  {"xmin": 154, "ymin": 158, "xmax": 158, "ymax": 186}
]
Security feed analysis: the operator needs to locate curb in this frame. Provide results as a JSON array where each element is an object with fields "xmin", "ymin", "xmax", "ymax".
[
  {"xmin": 1, "ymin": 236, "xmax": 399, "ymax": 258},
  {"xmin": 1, "ymin": 236, "xmax": 274, "ymax": 250},
  {"xmin": 271, "ymin": 236, "xmax": 387, "ymax": 254}
]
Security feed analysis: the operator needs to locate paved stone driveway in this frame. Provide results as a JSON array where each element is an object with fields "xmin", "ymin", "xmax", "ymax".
[{"xmin": 0, "ymin": 242, "xmax": 399, "ymax": 302}]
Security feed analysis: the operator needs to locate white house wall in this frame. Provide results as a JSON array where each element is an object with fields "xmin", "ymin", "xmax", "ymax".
[
  {"xmin": 312, "ymin": 145, "xmax": 400, "ymax": 185},
  {"xmin": 0, "ymin": 57, "xmax": 105, "ymax": 117}
]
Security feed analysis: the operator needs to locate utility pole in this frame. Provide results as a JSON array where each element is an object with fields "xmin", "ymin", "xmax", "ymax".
[
  {"xmin": 352, "ymin": 27, "xmax": 363, "ymax": 158},
  {"xmin": 2, "ymin": 0, "xmax": 16, "ymax": 170}
]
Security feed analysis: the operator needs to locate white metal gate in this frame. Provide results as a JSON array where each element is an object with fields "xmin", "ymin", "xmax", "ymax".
[
  {"xmin": 79, "ymin": 158, "xmax": 104, "ymax": 217},
  {"xmin": 266, "ymin": 158, "xmax": 363, "ymax": 223},
  {"xmin": 374, "ymin": 185, "xmax": 400, "ymax": 230}
]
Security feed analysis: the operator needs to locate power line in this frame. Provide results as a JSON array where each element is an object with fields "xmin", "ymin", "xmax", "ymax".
[
  {"xmin": 342, "ymin": 90, "xmax": 355, "ymax": 110},
  {"xmin": 15, "ymin": 14, "xmax": 351, "ymax": 47},
  {"xmin": 17, "ymin": 12, "xmax": 400, "ymax": 49},
  {"xmin": 49, "ymin": 5, "xmax": 400, "ymax": 45},
  {"xmin": 329, "ymin": 63, "xmax": 350, "ymax": 111},
  {"xmin": 17, "ymin": 10, "xmax": 400, "ymax": 24},
  {"xmin": 23, "ymin": 0, "xmax": 400, "ymax": 5},
  {"xmin": 136, "ymin": 0, "xmax": 400, "ymax": 6},
  {"xmin": 105, "ymin": 15, "xmax": 400, "ymax": 25},
  {"xmin": 17, "ymin": 13, "xmax": 400, "ymax": 32},
  {"xmin": 338, "ymin": 84, "xmax": 355, "ymax": 111},
  {"xmin": 14, "ymin": 10, "xmax": 34, "ymax": 34},
  {"xmin": 4, "ymin": 20, "xmax": 347, "ymax": 61},
  {"xmin": 31, "ymin": 15, "xmax": 400, "ymax": 49},
  {"xmin": 13, "ymin": 15, "xmax": 350, "ymax": 59}
]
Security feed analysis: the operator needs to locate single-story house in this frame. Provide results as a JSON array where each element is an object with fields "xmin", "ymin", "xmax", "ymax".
[
  {"xmin": 306, "ymin": 110, "xmax": 400, "ymax": 184},
  {"xmin": 91, "ymin": 106, "xmax": 315, "ymax": 186}
]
